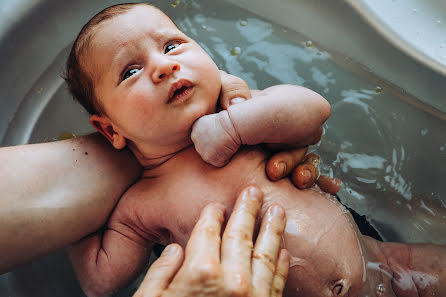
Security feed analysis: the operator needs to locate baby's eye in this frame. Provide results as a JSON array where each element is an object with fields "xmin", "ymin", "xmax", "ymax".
[
  {"xmin": 122, "ymin": 68, "xmax": 141, "ymax": 81},
  {"xmin": 164, "ymin": 41, "xmax": 181, "ymax": 54}
]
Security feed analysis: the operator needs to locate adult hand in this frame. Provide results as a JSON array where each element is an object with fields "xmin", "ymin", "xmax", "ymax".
[
  {"xmin": 217, "ymin": 71, "xmax": 340, "ymax": 194},
  {"xmin": 133, "ymin": 186, "xmax": 289, "ymax": 297},
  {"xmin": 266, "ymin": 146, "xmax": 341, "ymax": 195},
  {"xmin": 265, "ymin": 128, "xmax": 341, "ymax": 195}
]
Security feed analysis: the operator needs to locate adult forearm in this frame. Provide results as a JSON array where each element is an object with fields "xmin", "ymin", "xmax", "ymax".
[
  {"xmin": 376, "ymin": 240, "xmax": 446, "ymax": 297},
  {"xmin": 0, "ymin": 134, "xmax": 141, "ymax": 273}
]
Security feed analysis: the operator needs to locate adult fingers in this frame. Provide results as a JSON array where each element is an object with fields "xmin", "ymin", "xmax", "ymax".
[
  {"xmin": 266, "ymin": 147, "xmax": 308, "ymax": 181},
  {"xmin": 251, "ymin": 204, "xmax": 287, "ymax": 297},
  {"xmin": 270, "ymin": 249, "xmax": 290, "ymax": 297},
  {"xmin": 291, "ymin": 153, "xmax": 320, "ymax": 189},
  {"xmin": 183, "ymin": 203, "xmax": 225, "ymax": 267},
  {"xmin": 316, "ymin": 175, "xmax": 341, "ymax": 195},
  {"xmin": 133, "ymin": 244, "xmax": 184, "ymax": 297},
  {"xmin": 221, "ymin": 186, "xmax": 263, "ymax": 291}
]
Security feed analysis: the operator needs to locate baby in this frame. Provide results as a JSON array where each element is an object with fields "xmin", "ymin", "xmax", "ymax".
[{"xmin": 65, "ymin": 4, "xmax": 445, "ymax": 297}]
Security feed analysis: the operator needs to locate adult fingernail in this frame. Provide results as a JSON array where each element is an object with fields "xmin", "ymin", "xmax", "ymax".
[
  {"xmin": 304, "ymin": 169, "xmax": 312, "ymax": 181},
  {"xmin": 162, "ymin": 244, "xmax": 179, "ymax": 256},
  {"xmin": 269, "ymin": 205, "xmax": 285, "ymax": 218},
  {"xmin": 230, "ymin": 97, "xmax": 246, "ymax": 105},
  {"xmin": 275, "ymin": 162, "xmax": 286, "ymax": 177},
  {"xmin": 247, "ymin": 186, "xmax": 262, "ymax": 200}
]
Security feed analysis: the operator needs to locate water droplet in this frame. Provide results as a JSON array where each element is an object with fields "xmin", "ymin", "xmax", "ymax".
[
  {"xmin": 305, "ymin": 40, "xmax": 313, "ymax": 48},
  {"xmin": 375, "ymin": 86, "xmax": 383, "ymax": 93},
  {"xmin": 376, "ymin": 284, "xmax": 387, "ymax": 296},
  {"xmin": 201, "ymin": 24, "xmax": 208, "ymax": 30},
  {"xmin": 58, "ymin": 132, "xmax": 76, "ymax": 140},
  {"xmin": 36, "ymin": 87, "xmax": 43, "ymax": 94},
  {"xmin": 437, "ymin": 20, "xmax": 441, "ymax": 24},
  {"xmin": 230, "ymin": 46, "xmax": 241, "ymax": 56},
  {"xmin": 412, "ymin": 8, "xmax": 417, "ymax": 13},
  {"xmin": 171, "ymin": 0, "xmax": 181, "ymax": 8},
  {"xmin": 239, "ymin": 20, "xmax": 247, "ymax": 26}
]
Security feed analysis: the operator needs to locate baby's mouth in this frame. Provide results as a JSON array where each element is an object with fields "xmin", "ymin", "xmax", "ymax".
[{"xmin": 168, "ymin": 80, "xmax": 193, "ymax": 104}]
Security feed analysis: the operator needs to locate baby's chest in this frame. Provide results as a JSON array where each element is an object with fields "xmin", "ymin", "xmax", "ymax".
[{"xmin": 148, "ymin": 148, "xmax": 270, "ymax": 245}]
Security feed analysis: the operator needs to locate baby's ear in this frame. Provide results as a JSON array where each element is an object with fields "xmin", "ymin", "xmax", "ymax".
[
  {"xmin": 90, "ymin": 114, "xmax": 127, "ymax": 149},
  {"xmin": 331, "ymin": 279, "xmax": 350, "ymax": 297}
]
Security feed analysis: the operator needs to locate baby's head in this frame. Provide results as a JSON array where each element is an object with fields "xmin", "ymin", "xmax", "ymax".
[{"xmin": 66, "ymin": 3, "xmax": 221, "ymax": 160}]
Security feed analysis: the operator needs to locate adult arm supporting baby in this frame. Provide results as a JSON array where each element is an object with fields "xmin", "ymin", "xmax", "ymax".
[
  {"xmin": 0, "ymin": 133, "xmax": 141, "ymax": 274},
  {"xmin": 192, "ymin": 84, "xmax": 331, "ymax": 167},
  {"xmin": 364, "ymin": 237, "xmax": 446, "ymax": 297}
]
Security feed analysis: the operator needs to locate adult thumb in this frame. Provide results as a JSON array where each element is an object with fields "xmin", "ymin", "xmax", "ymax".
[{"xmin": 133, "ymin": 244, "xmax": 184, "ymax": 297}]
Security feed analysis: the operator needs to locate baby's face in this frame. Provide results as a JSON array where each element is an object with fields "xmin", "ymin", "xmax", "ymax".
[{"xmin": 86, "ymin": 5, "xmax": 221, "ymax": 157}]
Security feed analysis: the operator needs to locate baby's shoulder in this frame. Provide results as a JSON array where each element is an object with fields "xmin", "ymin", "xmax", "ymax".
[{"xmin": 107, "ymin": 178, "xmax": 168, "ymax": 241}]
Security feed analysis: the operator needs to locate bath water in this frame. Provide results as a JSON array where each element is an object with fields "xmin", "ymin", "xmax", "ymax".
[{"xmin": 164, "ymin": 0, "xmax": 446, "ymax": 245}]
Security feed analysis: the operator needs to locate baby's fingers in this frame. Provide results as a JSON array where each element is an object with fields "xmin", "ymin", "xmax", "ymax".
[
  {"xmin": 133, "ymin": 244, "xmax": 183, "ymax": 297},
  {"xmin": 219, "ymin": 71, "xmax": 251, "ymax": 109},
  {"xmin": 266, "ymin": 147, "xmax": 308, "ymax": 181}
]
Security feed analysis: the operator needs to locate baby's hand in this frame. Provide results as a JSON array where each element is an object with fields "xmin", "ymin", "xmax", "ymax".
[
  {"xmin": 218, "ymin": 70, "xmax": 252, "ymax": 109},
  {"xmin": 191, "ymin": 111, "xmax": 241, "ymax": 167}
]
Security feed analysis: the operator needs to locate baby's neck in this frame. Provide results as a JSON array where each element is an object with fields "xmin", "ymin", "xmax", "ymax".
[{"xmin": 129, "ymin": 141, "xmax": 193, "ymax": 170}]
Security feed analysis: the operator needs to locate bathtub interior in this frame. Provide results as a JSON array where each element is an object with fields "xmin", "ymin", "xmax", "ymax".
[{"xmin": 0, "ymin": 0, "xmax": 445, "ymax": 296}]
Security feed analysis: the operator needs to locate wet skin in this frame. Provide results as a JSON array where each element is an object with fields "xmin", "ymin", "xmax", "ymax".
[
  {"xmin": 71, "ymin": 146, "xmax": 364, "ymax": 297},
  {"xmin": 69, "ymin": 5, "xmax": 445, "ymax": 297},
  {"xmin": 71, "ymin": 145, "xmax": 446, "ymax": 297}
]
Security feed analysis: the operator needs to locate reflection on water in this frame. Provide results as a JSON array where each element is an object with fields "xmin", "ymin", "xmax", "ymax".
[{"xmin": 165, "ymin": 0, "xmax": 446, "ymax": 244}]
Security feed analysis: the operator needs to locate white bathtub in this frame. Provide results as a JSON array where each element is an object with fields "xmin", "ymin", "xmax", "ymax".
[{"xmin": 1, "ymin": 0, "xmax": 445, "ymax": 296}]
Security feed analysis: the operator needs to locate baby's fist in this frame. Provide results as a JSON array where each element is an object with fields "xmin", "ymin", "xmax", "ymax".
[{"xmin": 191, "ymin": 111, "xmax": 241, "ymax": 167}]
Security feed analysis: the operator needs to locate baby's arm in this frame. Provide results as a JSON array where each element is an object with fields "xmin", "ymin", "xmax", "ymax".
[
  {"xmin": 69, "ymin": 189, "xmax": 153, "ymax": 297},
  {"xmin": 192, "ymin": 84, "xmax": 331, "ymax": 167}
]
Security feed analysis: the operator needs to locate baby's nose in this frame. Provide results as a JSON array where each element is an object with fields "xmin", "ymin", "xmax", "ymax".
[{"xmin": 152, "ymin": 60, "xmax": 180, "ymax": 83}]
